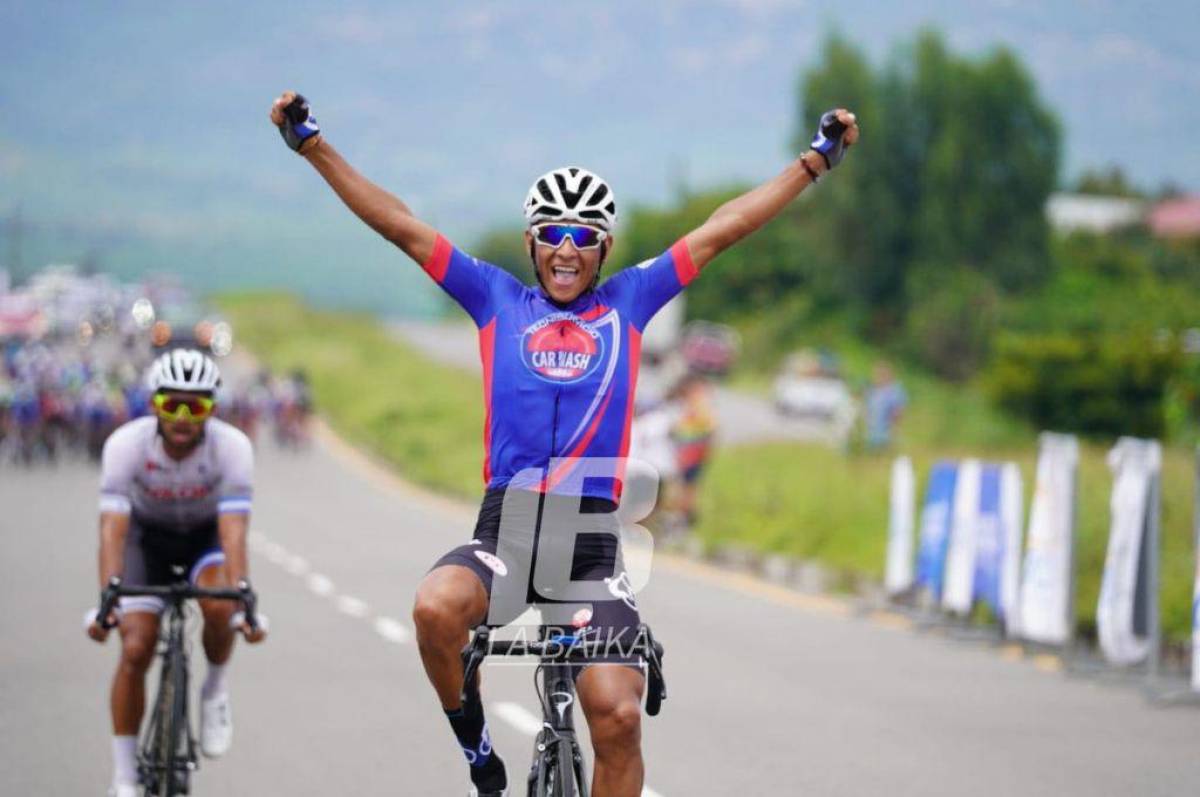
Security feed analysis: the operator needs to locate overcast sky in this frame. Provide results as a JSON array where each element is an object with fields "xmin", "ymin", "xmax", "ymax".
[{"xmin": 3, "ymin": 1, "xmax": 1197, "ymax": 312}]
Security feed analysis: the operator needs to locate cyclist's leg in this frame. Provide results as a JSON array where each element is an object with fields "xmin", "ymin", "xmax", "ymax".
[
  {"xmin": 577, "ymin": 664, "xmax": 645, "ymax": 797},
  {"xmin": 112, "ymin": 612, "xmax": 161, "ymax": 733},
  {"xmin": 412, "ymin": 563, "xmax": 489, "ymax": 706},
  {"xmin": 192, "ymin": 549, "xmax": 235, "ymax": 670},
  {"xmin": 415, "ymin": 488, "xmax": 514, "ymax": 794},
  {"xmin": 111, "ymin": 524, "xmax": 164, "ymax": 788},
  {"xmin": 574, "ymin": 565, "xmax": 646, "ymax": 797}
]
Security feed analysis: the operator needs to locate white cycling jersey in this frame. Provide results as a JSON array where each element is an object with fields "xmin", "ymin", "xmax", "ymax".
[{"xmin": 99, "ymin": 416, "xmax": 253, "ymax": 533}]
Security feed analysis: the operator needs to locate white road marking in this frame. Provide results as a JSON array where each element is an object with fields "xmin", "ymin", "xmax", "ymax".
[
  {"xmin": 336, "ymin": 595, "xmax": 369, "ymax": 618},
  {"xmin": 373, "ymin": 617, "xmax": 411, "ymax": 644},
  {"xmin": 264, "ymin": 542, "xmax": 289, "ymax": 565},
  {"xmin": 284, "ymin": 554, "xmax": 310, "ymax": 576},
  {"xmin": 306, "ymin": 573, "xmax": 334, "ymax": 596},
  {"xmin": 493, "ymin": 701, "xmax": 543, "ymax": 736}
]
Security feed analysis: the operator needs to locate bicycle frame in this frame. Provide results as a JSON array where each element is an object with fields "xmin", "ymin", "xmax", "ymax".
[{"xmin": 461, "ymin": 624, "xmax": 666, "ymax": 797}]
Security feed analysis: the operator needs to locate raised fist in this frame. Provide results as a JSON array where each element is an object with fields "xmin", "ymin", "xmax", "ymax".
[
  {"xmin": 810, "ymin": 108, "xmax": 859, "ymax": 170},
  {"xmin": 270, "ymin": 91, "xmax": 321, "ymax": 153}
]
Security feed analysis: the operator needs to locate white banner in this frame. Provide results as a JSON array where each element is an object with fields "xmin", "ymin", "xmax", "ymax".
[
  {"xmin": 885, "ymin": 456, "xmax": 915, "ymax": 595},
  {"xmin": 1017, "ymin": 433, "xmax": 1079, "ymax": 644},
  {"xmin": 942, "ymin": 460, "xmax": 981, "ymax": 614},
  {"xmin": 999, "ymin": 462, "xmax": 1025, "ymax": 633},
  {"xmin": 1098, "ymin": 437, "xmax": 1160, "ymax": 666}
]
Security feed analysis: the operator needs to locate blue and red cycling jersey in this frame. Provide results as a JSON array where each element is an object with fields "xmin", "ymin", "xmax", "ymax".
[{"xmin": 421, "ymin": 235, "xmax": 698, "ymax": 502}]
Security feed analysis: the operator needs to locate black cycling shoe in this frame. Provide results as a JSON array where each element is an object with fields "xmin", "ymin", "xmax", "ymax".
[{"xmin": 468, "ymin": 751, "xmax": 507, "ymax": 796}]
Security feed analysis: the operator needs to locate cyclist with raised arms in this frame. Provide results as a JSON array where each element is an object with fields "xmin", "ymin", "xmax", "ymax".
[
  {"xmin": 86, "ymin": 349, "xmax": 266, "ymax": 797},
  {"xmin": 270, "ymin": 90, "xmax": 857, "ymax": 797}
]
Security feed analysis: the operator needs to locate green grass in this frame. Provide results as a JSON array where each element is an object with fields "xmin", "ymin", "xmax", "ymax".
[
  {"xmin": 220, "ymin": 292, "xmax": 1196, "ymax": 643},
  {"xmin": 218, "ymin": 292, "xmax": 485, "ymax": 499}
]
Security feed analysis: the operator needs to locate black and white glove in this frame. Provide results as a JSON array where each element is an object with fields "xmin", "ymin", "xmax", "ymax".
[
  {"xmin": 810, "ymin": 110, "xmax": 850, "ymax": 170},
  {"xmin": 277, "ymin": 94, "xmax": 321, "ymax": 153}
]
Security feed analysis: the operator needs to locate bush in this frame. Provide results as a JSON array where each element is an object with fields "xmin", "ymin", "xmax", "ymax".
[
  {"xmin": 904, "ymin": 267, "xmax": 998, "ymax": 381},
  {"xmin": 987, "ymin": 332, "xmax": 1181, "ymax": 438}
]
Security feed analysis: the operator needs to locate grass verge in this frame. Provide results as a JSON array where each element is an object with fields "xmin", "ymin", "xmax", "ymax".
[{"xmin": 218, "ymin": 292, "xmax": 485, "ymax": 499}]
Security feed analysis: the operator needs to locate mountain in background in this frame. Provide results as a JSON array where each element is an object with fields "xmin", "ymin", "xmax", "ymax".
[{"xmin": 3, "ymin": 0, "xmax": 1197, "ymax": 316}]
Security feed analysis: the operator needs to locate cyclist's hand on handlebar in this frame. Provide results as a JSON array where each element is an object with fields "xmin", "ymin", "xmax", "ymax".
[
  {"xmin": 83, "ymin": 606, "xmax": 119, "ymax": 643},
  {"xmin": 232, "ymin": 580, "xmax": 268, "ymax": 643},
  {"xmin": 235, "ymin": 612, "xmax": 268, "ymax": 643},
  {"xmin": 85, "ymin": 576, "xmax": 123, "ymax": 643},
  {"xmin": 270, "ymin": 90, "xmax": 321, "ymax": 154}
]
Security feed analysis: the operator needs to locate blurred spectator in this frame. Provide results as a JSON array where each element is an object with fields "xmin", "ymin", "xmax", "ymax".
[
  {"xmin": 864, "ymin": 361, "xmax": 907, "ymax": 449},
  {"xmin": 669, "ymin": 373, "xmax": 717, "ymax": 527}
]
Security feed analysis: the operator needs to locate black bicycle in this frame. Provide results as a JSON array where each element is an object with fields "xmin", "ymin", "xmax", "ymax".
[
  {"xmin": 96, "ymin": 574, "xmax": 258, "ymax": 797},
  {"xmin": 461, "ymin": 623, "xmax": 666, "ymax": 797}
]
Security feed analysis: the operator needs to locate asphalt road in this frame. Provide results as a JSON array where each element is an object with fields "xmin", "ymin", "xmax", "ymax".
[{"xmin": 4, "ymin": 432, "xmax": 1200, "ymax": 796}]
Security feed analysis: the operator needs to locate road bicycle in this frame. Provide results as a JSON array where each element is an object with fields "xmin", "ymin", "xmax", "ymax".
[
  {"xmin": 96, "ymin": 574, "xmax": 259, "ymax": 797},
  {"xmin": 461, "ymin": 623, "xmax": 666, "ymax": 797}
]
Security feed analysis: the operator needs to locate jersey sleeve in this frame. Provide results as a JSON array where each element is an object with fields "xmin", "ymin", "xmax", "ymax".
[
  {"xmin": 420, "ymin": 235, "xmax": 523, "ymax": 327},
  {"xmin": 600, "ymin": 239, "xmax": 699, "ymax": 331},
  {"xmin": 216, "ymin": 428, "xmax": 254, "ymax": 515},
  {"xmin": 98, "ymin": 429, "xmax": 136, "ymax": 515}
]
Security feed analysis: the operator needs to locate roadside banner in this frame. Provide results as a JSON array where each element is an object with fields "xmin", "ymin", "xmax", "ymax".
[
  {"xmin": 942, "ymin": 460, "xmax": 982, "ymax": 614},
  {"xmin": 885, "ymin": 456, "xmax": 916, "ymax": 595},
  {"xmin": 971, "ymin": 464, "xmax": 1003, "ymax": 616},
  {"xmin": 1098, "ymin": 437, "xmax": 1160, "ymax": 666},
  {"xmin": 1017, "ymin": 433, "xmax": 1079, "ymax": 645},
  {"xmin": 916, "ymin": 461, "xmax": 958, "ymax": 599},
  {"xmin": 999, "ymin": 463, "xmax": 1025, "ymax": 631}
]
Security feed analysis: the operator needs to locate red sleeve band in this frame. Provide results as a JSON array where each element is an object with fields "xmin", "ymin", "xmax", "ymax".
[
  {"xmin": 670, "ymin": 239, "xmax": 698, "ymax": 287},
  {"xmin": 421, "ymin": 235, "xmax": 453, "ymax": 283}
]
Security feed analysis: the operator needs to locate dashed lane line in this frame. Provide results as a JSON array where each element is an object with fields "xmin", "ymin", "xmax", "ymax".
[
  {"xmin": 252, "ymin": 533, "xmax": 416, "ymax": 645},
  {"xmin": 493, "ymin": 701, "xmax": 544, "ymax": 735},
  {"xmin": 374, "ymin": 616, "xmax": 412, "ymax": 644},
  {"xmin": 337, "ymin": 595, "xmax": 370, "ymax": 618},
  {"xmin": 306, "ymin": 573, "xmax": 335, "ymax": 597}
]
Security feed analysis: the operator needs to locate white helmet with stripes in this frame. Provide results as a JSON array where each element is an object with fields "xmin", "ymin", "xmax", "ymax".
[
  {"xmin": 146, "ymin": 348, "xmax": 221, "ymax": 393},
  {"xmin": 523, "ymin": 166, "xmax": 617, "ymax": 231}
]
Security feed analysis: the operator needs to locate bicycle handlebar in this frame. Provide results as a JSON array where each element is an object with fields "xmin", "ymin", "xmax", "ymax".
[
  {"xmin": 95, "ymin": 576, "xmax": 259, "ymax": 631},
  {"xmin": 460, "ymin": 623, "xmax": 667, "ymax": 716}
]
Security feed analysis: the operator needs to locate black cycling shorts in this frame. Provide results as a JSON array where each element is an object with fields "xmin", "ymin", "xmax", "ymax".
[
  {"xmin": 432, "ymin": 487, "xmax": 643, "ymax": 663},
  {"xmin": 120, "ymin": 516, "xmax": 224, "ymax": 615}
]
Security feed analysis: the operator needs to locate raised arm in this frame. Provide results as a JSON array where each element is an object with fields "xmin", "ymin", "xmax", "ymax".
[
  {"xmin": 269, "ymin": 91, "xmax": 439, "ymax": 266},
  {"xmin": 683, "ymin": 108, "xmax": 859, "ymax": 271}
]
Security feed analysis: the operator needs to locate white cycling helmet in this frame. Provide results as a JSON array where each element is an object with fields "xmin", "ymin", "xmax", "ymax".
[
  {"xmin": 146, "ymin": 348, "xmax": 221, "ymax": 393},
  {"xmin": 523, "ymin": 166, "xmax": 617, "ymax": 231}
]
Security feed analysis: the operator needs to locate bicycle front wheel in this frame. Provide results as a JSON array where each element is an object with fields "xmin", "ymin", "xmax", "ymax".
[
  {"xmin": 155, "ymin": 646, "xmax": 188, "ymax": 797},
  {"xmin": 534, "ymin": 738, "xmax": 578, "ymax": 797}
]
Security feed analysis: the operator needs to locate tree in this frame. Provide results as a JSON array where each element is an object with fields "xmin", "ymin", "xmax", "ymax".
[{"xmin": 795, "ymin": 31, "xmax": 1061, "ymax": 303}]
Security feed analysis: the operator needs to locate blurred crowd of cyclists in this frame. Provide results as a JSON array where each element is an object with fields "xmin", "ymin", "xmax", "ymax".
[{"xmin": 0, "ymin": 333, "xmax": 314, "ymax": 466}]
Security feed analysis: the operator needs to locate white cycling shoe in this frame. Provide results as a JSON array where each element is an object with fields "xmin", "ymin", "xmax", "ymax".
[
  {"xmin": 108, "ymin": 784, "xmax": 138, "ymax": 797},
  {"xmin": 200, "ymin": 692, "xmax": 234, "ymax": 758}
]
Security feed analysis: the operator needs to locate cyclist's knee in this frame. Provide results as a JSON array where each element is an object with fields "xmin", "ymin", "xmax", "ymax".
[
  {"xmin": 412, "ymin": 569, "xmax": 484, "ymax": 640},
  {"xmin": 119, "ymin": 632, "xmax": 157, "ymax": 673},
  {"xmin": 589, "ymin": 698, "xmax": 642, "ymax": 755},
  {"xmin": 199, "ymin": 597, "xmax": 235, "ymax": 628}
]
